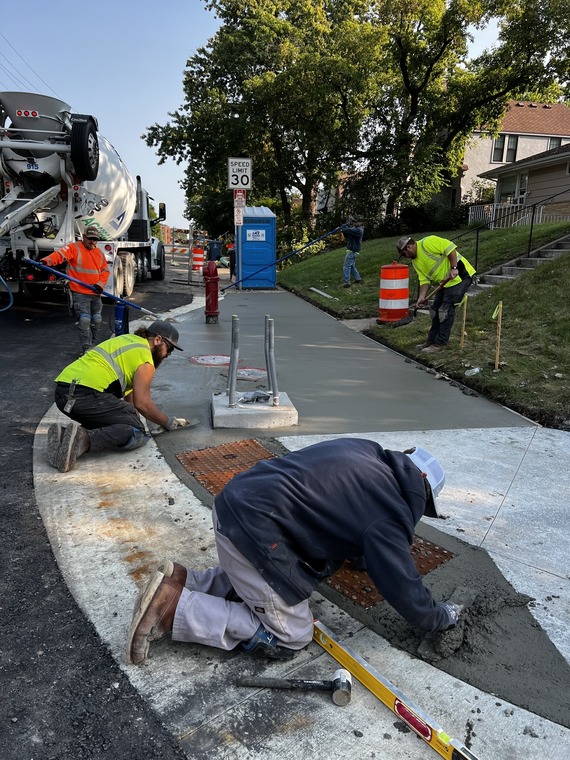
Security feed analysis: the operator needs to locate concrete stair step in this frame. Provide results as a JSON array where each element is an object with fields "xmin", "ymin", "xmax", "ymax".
[
  {"xmin": 502, "ymin": 266, "xmax": 532, "ymax": 276},
  {"xmin": 479, "ymin": 274, "xmax": 516, "ymax": 285}
]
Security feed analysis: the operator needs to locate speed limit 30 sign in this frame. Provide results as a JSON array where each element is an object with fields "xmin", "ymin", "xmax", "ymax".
[{"xmin": 228, "ymin": 157, "xmax": 252, "ymax": 189}]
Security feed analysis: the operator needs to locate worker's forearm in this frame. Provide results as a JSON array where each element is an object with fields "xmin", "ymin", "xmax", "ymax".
[
  {"xmin": 418, "ymin": 284, "xmax": 429, "ymax": 300},
  {"xmin": 135, "ymin": 401, "xmax": 169, "ymax": 427}
]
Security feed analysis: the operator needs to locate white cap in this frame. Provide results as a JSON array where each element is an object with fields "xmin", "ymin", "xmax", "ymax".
[{"xmin": 405, "ymin": 447, "xmax": 445, "ymax": 518}]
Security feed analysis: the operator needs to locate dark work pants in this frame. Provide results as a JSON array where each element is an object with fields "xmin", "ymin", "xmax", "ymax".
[
  {"xmin": 427, "ymin": 277, "xmax": 473, "ymax": 346},
  {"xmin": 55, "ymin": 384, "xmax": 147, "ymax": 452}
]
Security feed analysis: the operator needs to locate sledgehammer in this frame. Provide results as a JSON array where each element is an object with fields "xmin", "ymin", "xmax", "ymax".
[{"xmin": 237, "ymin": 669, "xmax": 352, "ymax": 705}]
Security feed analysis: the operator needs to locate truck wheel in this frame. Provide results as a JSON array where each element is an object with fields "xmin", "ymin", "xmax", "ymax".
[
  {"xmin": 151, "ymin": 242, "xmax": 166, "ymax": 280},
  {"xmin": 137, "ymin": 252, "xmax": 148, "ymax": 283},
  {"xmin": 121, "ymin": 253, "xmax": 136, "ymax": 297},
  {"xmin": 113, "ymin": 256, "xmax": 124, "ymax": 299},
  {"xmin": 71, "ymin": 120, "xmax": 99, "ymax": 181}
]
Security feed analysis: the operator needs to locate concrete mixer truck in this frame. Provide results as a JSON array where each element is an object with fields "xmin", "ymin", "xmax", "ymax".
[{"xmin": 0, "ymin": 91, "xmax": 167, "ymax": 301}]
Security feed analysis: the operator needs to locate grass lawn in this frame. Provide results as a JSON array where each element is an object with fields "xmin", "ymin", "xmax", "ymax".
[{"xmin": 278, "ymin": 223, "xmax": 570, "ymax": 430}]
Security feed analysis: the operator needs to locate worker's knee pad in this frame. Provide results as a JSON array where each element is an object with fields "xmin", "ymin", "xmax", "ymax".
[
  {"xmin": 78, "ymin": 312, "xmax": 91, "ymax": 331},
  {"xmin": 120, "ymin": 427, "xmax": 151, "ymax": 451},
  {"xmin": 91, "ymin": 313, "xmax": 102, "ymax": 330},
  {"xmin": 438, "ymin": 305, "xmax": 452, "ymax": 322}
]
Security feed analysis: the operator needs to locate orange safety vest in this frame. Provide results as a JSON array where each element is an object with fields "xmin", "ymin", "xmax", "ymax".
[{"xmin": 43, "ymin": 241, "xmax": 110, "ymax": 295}]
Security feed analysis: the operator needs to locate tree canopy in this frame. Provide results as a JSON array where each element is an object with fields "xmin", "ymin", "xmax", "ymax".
[{"xmin": 144, "ymin": 0, "xmax": 570, "ymax": 232}]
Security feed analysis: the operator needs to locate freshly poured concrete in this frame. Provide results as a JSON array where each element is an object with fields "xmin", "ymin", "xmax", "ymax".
[{"xmin": 33, "ymin": 288, "xmax": 570, "ymax": 760}]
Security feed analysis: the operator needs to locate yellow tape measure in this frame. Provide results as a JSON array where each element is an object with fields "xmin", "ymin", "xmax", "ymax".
[{"xmin": 313, "ymin": 621, "xmax": 480, "ymax": 760}]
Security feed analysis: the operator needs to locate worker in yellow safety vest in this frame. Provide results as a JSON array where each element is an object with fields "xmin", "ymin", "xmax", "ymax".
[
  {"xmin": 46, "ymin": 321, "xmax": 192, "ymax": 473},
  {"xmin": 396, "ymin": 235, "xmax": 475, "ymax": 353}
]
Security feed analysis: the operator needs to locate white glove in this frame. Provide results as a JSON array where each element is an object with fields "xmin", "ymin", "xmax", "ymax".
[
  {"xmin": 165, "ymin": 416, "xmax": 191, "ymax": 431},
  {"xmin": 440, "ymin": 601, "xmax": 464, "ymax": 629}
]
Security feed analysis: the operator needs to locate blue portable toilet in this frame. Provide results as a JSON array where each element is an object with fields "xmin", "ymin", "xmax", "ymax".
[{"xmin": 237, "ymin": 206, "xmax": 276, "ymax": 289}]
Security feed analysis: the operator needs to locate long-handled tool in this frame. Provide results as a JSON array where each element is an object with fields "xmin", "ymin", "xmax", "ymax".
[
  {"xmin": 22, "ymin": 258, "xmax": 159, "ymax": 317},
  {"xmin": 411, "ymin": 276, "xmax": 453, "ymax": 318},
  {"xmin": 313, "ymin": 621, "xmax": 480, "ymax": 759},
  {"xmin": 237, "ymin": 668, "xmax": 352, "ymax": 706}
]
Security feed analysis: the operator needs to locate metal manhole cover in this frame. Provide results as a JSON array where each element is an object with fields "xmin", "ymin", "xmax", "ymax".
[
  {"xmin": 177, "ymin": 439, "xmax": 276, "ymax": 494},
  {"xmin": 326, "ymin": 538, "xmax": 454, "ymax": 609},
  {"xmin": 190, "ymin": 354, "xmax": 231, "ymax": 365}
]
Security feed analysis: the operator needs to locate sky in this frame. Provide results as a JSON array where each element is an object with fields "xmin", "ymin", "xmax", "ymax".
[{"xmin": 0, "ymin": 4, "xmax": 498, "ymax": 230}]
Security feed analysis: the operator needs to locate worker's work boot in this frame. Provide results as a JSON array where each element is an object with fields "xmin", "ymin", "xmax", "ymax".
[
  {"xmin": 131, "ymin": 558, "xmax": 188, "ymax": 621},
  {"xmin": 127, "ymin": 572, "xmax": 181, "ymax": 665},
  {"xmin": 55, "ymin": 425, "xmax": 91, "ymax": 473},
  {"xmin": 158, "ymin": 558, "xmax": 188, "ymax": 587},
  {"xmin": 415, "ymin": 341, "xmax": 432, "ymax": 350},
  {"xmin": 46, "ymin": 423, "xmax": 65, "ymax": 468},
  {"xmin": 422, "ymin": 343, "xmax": 445, "ymax": 353},
  {"xmin": 241, "ymin": 624, "xmax": 296, "ymax": 660}
]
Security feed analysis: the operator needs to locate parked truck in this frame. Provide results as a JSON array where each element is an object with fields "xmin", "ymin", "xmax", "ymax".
[{"xmin": 0, "ymin": 91, "xmax": 167, "ymax": 301}]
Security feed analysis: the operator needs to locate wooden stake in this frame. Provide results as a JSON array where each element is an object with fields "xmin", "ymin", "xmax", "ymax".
[
  {"xmin": 459, "ymin": 296, "xmax": 468, "ymax": 349},
  {"xmin": 494, "ymin": 301, "xmax": 503, "ymax": 370}
]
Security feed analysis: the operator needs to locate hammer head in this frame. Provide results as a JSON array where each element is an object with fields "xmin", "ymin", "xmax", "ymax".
[{"xmin": 331, "ymin": 669, "xmax": 352, "ymax": 705}]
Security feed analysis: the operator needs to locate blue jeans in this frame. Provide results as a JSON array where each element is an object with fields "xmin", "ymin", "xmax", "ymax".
[{"xmin": 342, "ymin": 251, "xmax": 361, "ymax": 284}]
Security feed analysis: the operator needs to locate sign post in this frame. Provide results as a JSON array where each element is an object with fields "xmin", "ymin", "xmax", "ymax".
[{"xmin": 228, "ymin": 159, "xmax": 252, "ymax": 290}]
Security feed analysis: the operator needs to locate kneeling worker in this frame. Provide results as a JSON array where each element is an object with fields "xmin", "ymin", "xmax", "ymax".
[
  {"xmin": 128, "ymin": 438, "xmax": 463, "ymax": 665},
  {"xmin": 47, "ymin": 321, "xmax": 191, "ymax": 473}
]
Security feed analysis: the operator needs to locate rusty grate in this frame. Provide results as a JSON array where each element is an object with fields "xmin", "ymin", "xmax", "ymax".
[
  {"xmin": 177, "ymin": 439, "xmax": 277, "ymax": 495},
  {"xmin": 326, "ymin": 537, "xmax": 455, "ymax": 609},
  {"xmin": 177, "ymin": 439, "xmax": 454, "ymax": 608}
]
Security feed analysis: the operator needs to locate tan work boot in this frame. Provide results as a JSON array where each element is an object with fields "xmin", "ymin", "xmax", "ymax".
[{"xmin": 127, "ymin": 573, "xmax": 182, "ymax": 665}]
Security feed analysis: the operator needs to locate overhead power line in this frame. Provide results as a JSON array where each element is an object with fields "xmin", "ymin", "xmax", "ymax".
[{"xmin": 0, "ymin": 31, "xmax": 60, "ymax": 98}]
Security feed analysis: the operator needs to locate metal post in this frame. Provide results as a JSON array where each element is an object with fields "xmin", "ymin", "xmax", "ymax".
[
  {"xmin": 474, "ymin": 227, "xmax": 480, "ymax": 273},
  {"xmin": 527, "ymin": 204, "xmax": 537, "ymax": 257},
  {"xmin": 228, "ymin": 315, "xmax": 239, "ymax": 407},
  {"xmin": 266, "ymin": 316, "xmax": 280, "ymax": 406}
]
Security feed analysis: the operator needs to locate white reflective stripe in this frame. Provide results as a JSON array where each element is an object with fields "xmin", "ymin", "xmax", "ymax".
[
  {"xmin": 379, "ymin": 298, "xmax": 409, "ymax": 308},
  {"xmin": 379, "ymin": 277, "xmax": 408, "ymax": 289},
  {"xmin": 91, "ymin": 343, "xmax": 152, "ymax": 394}
]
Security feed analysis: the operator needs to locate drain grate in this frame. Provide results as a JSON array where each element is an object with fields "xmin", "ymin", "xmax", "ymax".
[
  {"xmin": 326, "ymin": 538, "xmax": 455, "ymax": 609},
  {"xmin": 177, "ymin": 439, "xmax": 454, "ymax": 607},
  {"xmin": 177, "ymin": 439, "xmax": 277, "ymax": 495}
]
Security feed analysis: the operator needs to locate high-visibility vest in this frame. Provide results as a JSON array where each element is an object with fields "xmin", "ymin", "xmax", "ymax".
[
  {"xmin": 55, "ymin": 335, "xmax": 153, "ymax": 395},
  {"xmin": 43, "ymin": 241, "xmax": 110, "ymax": 295}
]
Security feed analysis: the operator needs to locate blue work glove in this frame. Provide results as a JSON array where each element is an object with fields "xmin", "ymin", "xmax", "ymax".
[
  {"xmin": 92, "ymin": 284, "xmax": 103, "ymax": 294},
  {"xmin": 439, "ymin": 601, "xmax": 464, "ymax": 630}
]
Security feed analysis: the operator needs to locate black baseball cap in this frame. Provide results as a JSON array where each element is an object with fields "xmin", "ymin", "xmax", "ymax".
[{"xmin": 147, "ymin": 320, "xmax": 183, "ymax": 350}]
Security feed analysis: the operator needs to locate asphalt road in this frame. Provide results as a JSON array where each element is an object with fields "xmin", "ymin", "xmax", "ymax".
[{"xmin": 0, "ymin": 266, "xmax": 197, "ymax": 760}]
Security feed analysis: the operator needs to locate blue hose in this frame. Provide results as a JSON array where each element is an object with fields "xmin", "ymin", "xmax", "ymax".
[{"xmin": 0, "ymin": 273, "xmax": 14, "ymax": 312}]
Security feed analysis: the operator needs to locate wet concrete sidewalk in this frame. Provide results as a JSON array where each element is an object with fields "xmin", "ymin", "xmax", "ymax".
[{"xmin": 33, "ymin": 286, "xmax": 570, "ymax": 760}]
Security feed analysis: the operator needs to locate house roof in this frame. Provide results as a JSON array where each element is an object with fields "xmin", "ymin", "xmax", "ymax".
[
  {"xmin": 479, "ymin": 141, "xmax": 570, "ymax": 179},
  {"xmin": 490, "ymin": 100, "xmax": 570, "ymax": 137}
]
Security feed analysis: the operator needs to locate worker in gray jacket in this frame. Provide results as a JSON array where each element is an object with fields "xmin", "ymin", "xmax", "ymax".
[{"xmin": 128, "ymin": 438, "xmax": 463, "ymax": 665}]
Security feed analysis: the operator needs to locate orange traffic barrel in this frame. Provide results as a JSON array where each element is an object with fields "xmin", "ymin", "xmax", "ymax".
[
  {"xmin": 192, "ymin": 245, "xmax": 205, "ymax": 272},
  {"xmin": 377, "ymin": 262, "xmax": 409, "ymax": 323}
]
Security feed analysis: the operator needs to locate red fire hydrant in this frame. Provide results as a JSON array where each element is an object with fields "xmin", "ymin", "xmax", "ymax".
[{"xmin": 203, "ymin": 260, "xmax": 220, "ymax": 324}]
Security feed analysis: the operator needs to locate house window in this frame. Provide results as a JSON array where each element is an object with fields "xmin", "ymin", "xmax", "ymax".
[
  {"xmin": 492, "ymin": 135, "xmax": 505, "ymax": 162},
  {"xmin": 506, "ymin": 135, "xmax": 518, "ymax": 162},
  {"xmin": 549, "ymin": 137, "xmax": 562, "ymax": 150},
  {"xmin": 492, "ymin": 134, "xmax": 518, "ymax": 163}
]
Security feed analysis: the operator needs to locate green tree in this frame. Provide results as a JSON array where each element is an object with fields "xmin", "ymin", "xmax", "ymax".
[{"xmin": 144, "ymin": 0, "xmax": 570, "ymax": 227}]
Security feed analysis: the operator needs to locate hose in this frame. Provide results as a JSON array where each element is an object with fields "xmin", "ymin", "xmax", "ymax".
[{"xmin": 0, "ymin": 272, "xmax": 14, "ymax": 312}]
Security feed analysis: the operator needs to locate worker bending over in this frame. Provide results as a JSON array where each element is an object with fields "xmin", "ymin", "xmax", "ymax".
[
  {"xmin": 397, "ymin": 235, "xmax": 475, "ymax": 352},
  {"xmin": 128, "ymin": 438, "xmax": 463, "ymax": 665}
]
